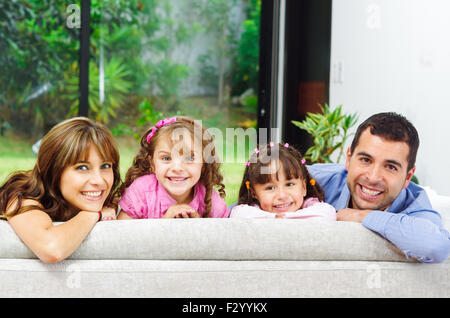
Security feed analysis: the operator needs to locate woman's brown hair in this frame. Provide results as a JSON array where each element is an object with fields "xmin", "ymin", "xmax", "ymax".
[
  {"xmin": 0, "ymin": 117, "xmax": 121, "ymax": 221},
  {"xmin": 117, "ymin": 116, "xmax": 225, "ymax": 217},
  {"xmin": 237, "ymin": 142, "xmax": 324, "ymax": 206}
]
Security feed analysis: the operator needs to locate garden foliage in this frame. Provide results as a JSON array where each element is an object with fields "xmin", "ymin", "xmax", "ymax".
[{"xmin": 1, "ymin": 0, "xmax": 261, "ymax": 137}]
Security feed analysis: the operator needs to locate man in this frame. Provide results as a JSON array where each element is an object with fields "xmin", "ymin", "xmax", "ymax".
[{"xmin": 308, "ymin": 112, "xmax": 450, "ymax": 263}]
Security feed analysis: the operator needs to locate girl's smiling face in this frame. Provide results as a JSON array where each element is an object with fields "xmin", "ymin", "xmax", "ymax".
[
  {"xmin": 151, "ymin": 135, "xmax": 203, "ymax": 204},
  {"xmin": 252, "ymin": 161, "xmax": 307, "ymax": 213},
  {"xmin": 59, "ymin": 144, "xmax": 114, "ymax": 212}
]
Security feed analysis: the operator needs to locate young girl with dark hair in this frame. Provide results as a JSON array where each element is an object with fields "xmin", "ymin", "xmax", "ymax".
[{"xmin": 230, "ymin": 142, "xmax": 336, "ymax": 220}]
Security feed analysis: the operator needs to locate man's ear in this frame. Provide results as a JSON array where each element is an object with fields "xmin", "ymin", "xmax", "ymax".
[
  {"xmin": 403, "ymin": 165, "xmax": 416, "ymax": 189},
  {"xmin": 345, "ymin": 147, "xmax": 352, "ymax": 171}
]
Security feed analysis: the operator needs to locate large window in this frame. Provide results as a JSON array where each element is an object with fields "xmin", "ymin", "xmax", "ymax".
[
  {"xmin": 0, "ymin": 1, "xmax": 80, "ymax": 182},
  {"xmin": 0, "ymin": 0, "xmax": 261, "ymax": 205}
]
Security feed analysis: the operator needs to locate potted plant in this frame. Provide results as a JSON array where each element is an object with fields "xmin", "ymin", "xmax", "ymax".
[{"xmin": 291, "ymin": 104, "xmax": 358, "ymax": 164}]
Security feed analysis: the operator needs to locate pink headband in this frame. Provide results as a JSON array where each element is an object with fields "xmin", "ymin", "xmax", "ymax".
[{"xmin": 146, "ymin": 117, "xmax": 178, "ymax": 143}]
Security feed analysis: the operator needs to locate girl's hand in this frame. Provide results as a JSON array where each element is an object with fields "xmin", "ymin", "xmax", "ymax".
[
  {"xmin": 163, "ymin": 204, "xmax": 200, "ymax": 218},
  {"xmin": 100, "ymin": 207, "xmax": 117, "ymax": 221}
]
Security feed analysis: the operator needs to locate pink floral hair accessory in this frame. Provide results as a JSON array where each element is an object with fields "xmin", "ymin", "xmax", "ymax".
[
  {"xmin": 146, "ymin": 116, "xmax": 178, "ymax": 143},
  {"xmin": 284, "ymin": 143, "xmax": 289, "ymax": 148},
  {"xmin": 301, "ymin": 159, "xmax": 306, "ymax": 165}
]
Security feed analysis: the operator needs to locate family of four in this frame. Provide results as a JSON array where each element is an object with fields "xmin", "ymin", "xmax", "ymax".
[{"xmin": 1, "ymin": 112, "xmax": 449, "ymax": 264}]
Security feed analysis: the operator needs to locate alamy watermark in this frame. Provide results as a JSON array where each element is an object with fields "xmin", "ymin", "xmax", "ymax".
[
  {"xmin": 165, "ymin": 120, "xmax": 282, "ymax": 174},
  {"xmin": 366, "ymin": 264, "xmax": 381, "ymax": 289},
  {"xmin": 66, "ymin": 4, "xmax": 81, "ymax": 29},
  {"xmin": 66, "ymin": 263, "xmax": 81, "ymax": 289}
]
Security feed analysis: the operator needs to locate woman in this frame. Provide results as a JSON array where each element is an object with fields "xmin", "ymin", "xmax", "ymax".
[{"xmin": 0, "ymin": 117, "xmax": 121, "ymax": 263}]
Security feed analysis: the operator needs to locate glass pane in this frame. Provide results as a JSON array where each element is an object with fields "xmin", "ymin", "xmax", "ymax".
[
  {"xmin": 0, "ymin": 1, "xmax": 80, "ymax": 183},
  {"xmin": 90, "ymin": 0, "xmax": 261, "ymax": 205}
]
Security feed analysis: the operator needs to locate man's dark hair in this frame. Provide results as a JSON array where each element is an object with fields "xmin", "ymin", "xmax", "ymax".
[{"xmin": 350, "ymin": 112, "xmax": 419, "ymax": 171}]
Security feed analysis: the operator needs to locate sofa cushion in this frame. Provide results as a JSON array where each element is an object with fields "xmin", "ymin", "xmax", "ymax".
[
  {"xmin": 1, "ymin": 259, "xmax": 449, "ymax": 297},
  {"xmin": 0, "ymin": 219, "xmax": 413, "ymax": 261}
]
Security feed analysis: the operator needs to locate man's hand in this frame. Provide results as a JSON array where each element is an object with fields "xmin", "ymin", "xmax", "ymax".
[{"xmin": 336, "ymin": 208, "xmax": 371, "ymax": 223}]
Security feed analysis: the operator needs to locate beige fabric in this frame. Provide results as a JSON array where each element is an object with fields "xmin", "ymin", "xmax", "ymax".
[
  {"xmin": 0, "ymin": 219, "xmax": 411, "ymax": 261},
  {"xmin": 1, "ymin": 259, "xmax": 449, "ymax": 297},
  {"xmin": 0, "ymin": 192, "xmax": 448, "ymax": 298}
]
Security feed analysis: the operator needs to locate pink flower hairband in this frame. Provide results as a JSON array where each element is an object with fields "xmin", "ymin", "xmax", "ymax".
[
  {"xmin": 245, "ymin": 142, "xmax": 290, "ymax": 167},
  {"xmin": 146, "ymin": 116, "xmax": 178, "ymax": 143}
]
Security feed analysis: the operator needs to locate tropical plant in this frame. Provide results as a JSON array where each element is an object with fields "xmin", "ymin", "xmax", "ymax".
[
  {"xmin": 65, "ymin": 58, "xmax": 133, "ymax": 123},
  {"xmin": 291, "ymin": 104, "xmax": 358, "ymax": 164}
]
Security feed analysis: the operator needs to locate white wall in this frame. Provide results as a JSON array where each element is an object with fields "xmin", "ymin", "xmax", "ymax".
[{"xmin": 329, "ymin": 0, "xmax": 450, "ymax": 195}]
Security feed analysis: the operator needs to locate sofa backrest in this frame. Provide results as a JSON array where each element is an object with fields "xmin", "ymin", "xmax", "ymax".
[
  {"xmin": 0, "ymin": 219, "xmax": 416, "ymax": 261},
  {"xmin": 1, "ymin": 188, "xmax": 448, "ymax": 262}
]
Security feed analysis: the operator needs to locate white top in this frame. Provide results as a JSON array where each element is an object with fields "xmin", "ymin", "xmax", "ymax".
[{"xmin": 230, "ymin": 200, "xmax": 336, "ymax": 221}]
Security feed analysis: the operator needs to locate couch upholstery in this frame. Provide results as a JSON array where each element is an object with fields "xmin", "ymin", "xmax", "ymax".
[{"xmin": 1, "ymin": 190, "xmax": 449, "ymax": 298}]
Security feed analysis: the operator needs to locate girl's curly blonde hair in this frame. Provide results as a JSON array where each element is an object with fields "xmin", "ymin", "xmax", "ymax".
[{"xmin": 117, "ymin": 116, "xmax": 225, "ymax": 217}]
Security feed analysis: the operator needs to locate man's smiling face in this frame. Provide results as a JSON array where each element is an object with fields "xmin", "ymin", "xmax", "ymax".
[{"xmin": 345, "ymin": 128, "xmax": 415, "ymax": 211}]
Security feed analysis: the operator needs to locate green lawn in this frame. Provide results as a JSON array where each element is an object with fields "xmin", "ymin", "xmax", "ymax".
[{"xmin": 0, "ymin": 134, "xmax": 244, "ymax": 206}]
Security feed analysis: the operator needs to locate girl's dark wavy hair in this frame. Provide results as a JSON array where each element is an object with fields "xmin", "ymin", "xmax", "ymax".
[
  {"xmin": 237, "ymin": 143, "xmax": 324, "ymax": 206},
  {"xmin": 0, "ymin": 117, "xmax": 121, "ymax": 221},
  {"xmin": 117, "ymin": 116, "xmax": 225, "ymax": 217}
]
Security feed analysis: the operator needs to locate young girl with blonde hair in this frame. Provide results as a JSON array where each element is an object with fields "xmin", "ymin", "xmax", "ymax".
[
  {"xmin": 230, "ymin": 142, "xmax": 336, "ymax": 220},
  {"xmin": 0, "ymin": 117, "xmax": 121, "ymax": 263},
  {"xmin": 117, "ymin": 116, "xmax": 229, "ymax": 219}
]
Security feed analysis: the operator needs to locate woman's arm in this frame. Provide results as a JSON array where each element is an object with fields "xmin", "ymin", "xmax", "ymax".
[{"xmin": 7, "ymin": 199, "xmax": 100, "ymax": 263}]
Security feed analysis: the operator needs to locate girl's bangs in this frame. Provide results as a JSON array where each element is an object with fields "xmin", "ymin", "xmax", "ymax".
[
  {"xmin": 158, "ymin": 125, "xmax": 203, "ymax": 156},
  {"xmin": 250, "ymin": 155, "xmax": 303, "ymax": 185}
]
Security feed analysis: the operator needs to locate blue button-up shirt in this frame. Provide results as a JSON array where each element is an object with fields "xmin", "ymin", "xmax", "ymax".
[{"xmin": 308, "ymin": 163, "xmax": 450, "ymax": 263}]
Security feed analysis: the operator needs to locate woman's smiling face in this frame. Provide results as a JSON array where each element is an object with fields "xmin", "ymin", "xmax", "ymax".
[{"xmin": 59, "ymin": 144, "xmax": 114, "ymax": 212}]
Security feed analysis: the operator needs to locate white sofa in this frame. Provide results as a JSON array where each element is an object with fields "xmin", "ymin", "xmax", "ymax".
[{"xmin": 1, "ymin": 189, "xmax": 449, "ymax": 298}]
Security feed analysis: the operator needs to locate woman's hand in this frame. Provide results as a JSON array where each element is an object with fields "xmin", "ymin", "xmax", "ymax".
[
  {"xmin": 163, "ymin": 204, "xmax": 201, "ymax": 218},
  {"xmin": 100, "ymin": 207, "xmax": 117, "ymax": 221}
]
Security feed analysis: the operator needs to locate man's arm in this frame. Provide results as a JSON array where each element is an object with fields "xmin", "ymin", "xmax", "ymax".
[{"xmin": 339, "ymin": 208, "xmax": 450, "ymax": 263}]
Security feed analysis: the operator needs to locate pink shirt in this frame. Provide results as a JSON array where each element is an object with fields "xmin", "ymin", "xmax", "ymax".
[{"xmin": 118, "ymin": 174, "xmax": 230, "ymax": 218}]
